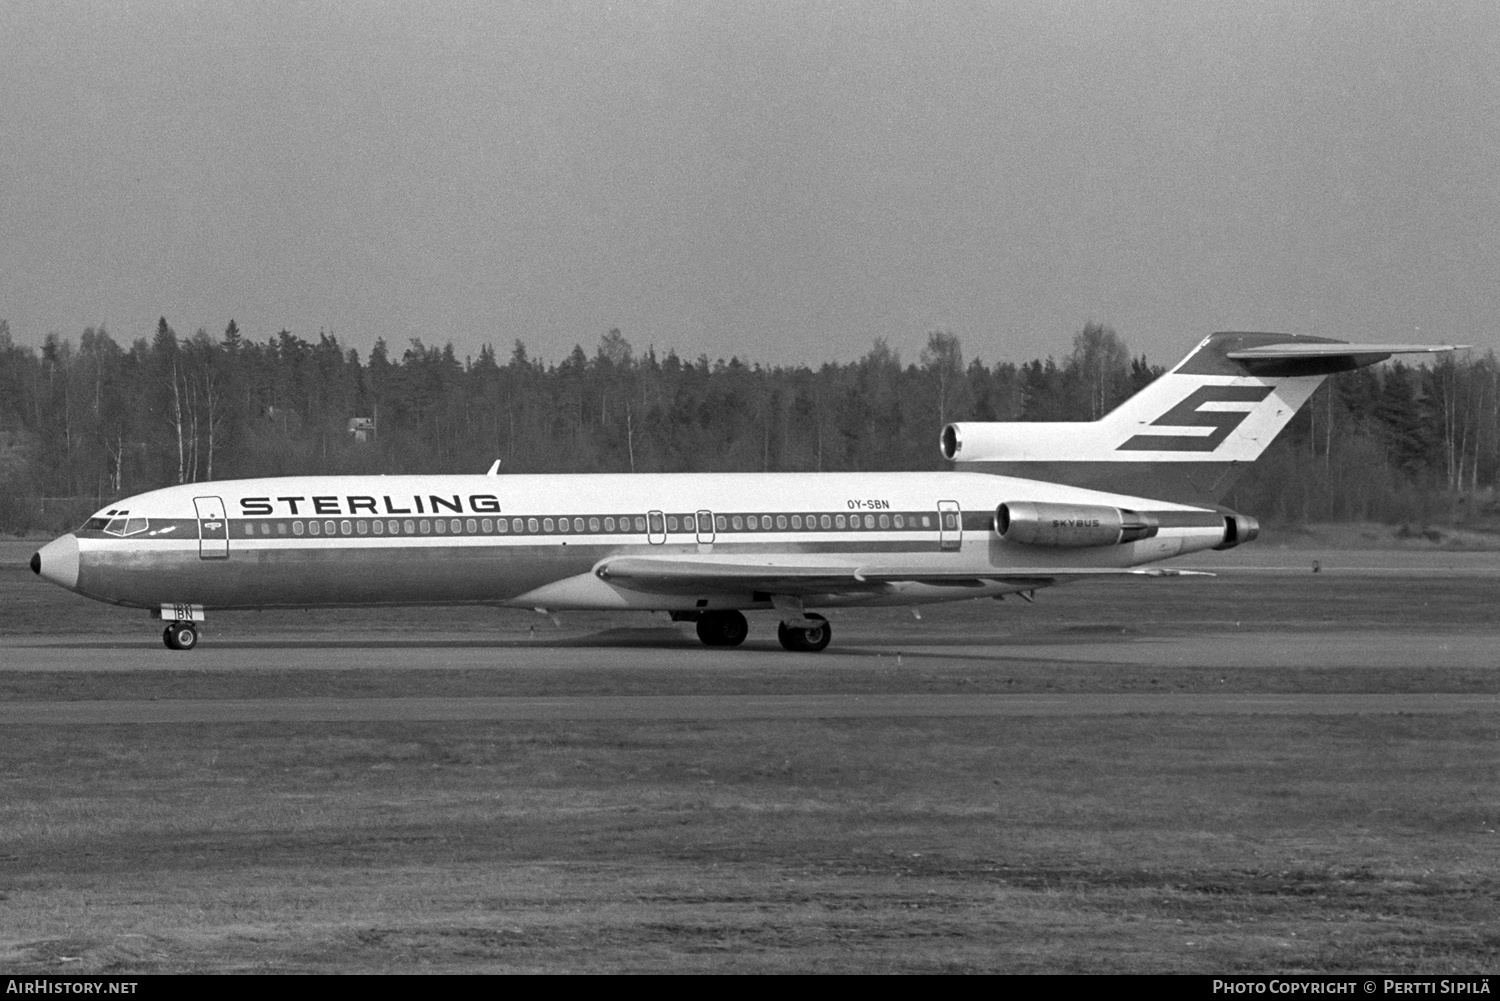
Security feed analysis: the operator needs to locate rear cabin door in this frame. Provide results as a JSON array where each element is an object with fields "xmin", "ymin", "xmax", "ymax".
[
  {"xmin": 195, "ymin": 496, "xmax": 229, "ymax": 559},
  {"xmin": 695, "ymin": 509, "xmax": 716, "ymax": 544},
  {"xmin": 938, "ymin": 500, "xmax": 962, "ymax": 551},
  {"xmin": 647, "ymin": 510, "xmax": 666, "ymax": 545}
]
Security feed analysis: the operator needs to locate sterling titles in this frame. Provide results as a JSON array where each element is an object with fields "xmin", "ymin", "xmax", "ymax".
[{"xmin": 239, "ymin": 494, "xmax": 503, "ymax": 517}]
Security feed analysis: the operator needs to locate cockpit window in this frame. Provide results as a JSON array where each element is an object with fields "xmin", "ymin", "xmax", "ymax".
[
  {"xmin": 82, "ymin": 517, "xmax": 110, "ymax": 531},
  {"xmin": 103, "ymin": 514, "xmax": 149, "ymax": 537}
]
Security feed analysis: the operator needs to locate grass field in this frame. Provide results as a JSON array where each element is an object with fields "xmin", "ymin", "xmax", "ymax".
[{"xmin": 1, "ymin": 541, "xmax": 1498, "ymax": 972}]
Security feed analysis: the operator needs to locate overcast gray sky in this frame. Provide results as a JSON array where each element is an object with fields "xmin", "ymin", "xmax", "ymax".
[{"xmin": 3, "ymin": 0, "xmax": 1496, "ymax": 368}]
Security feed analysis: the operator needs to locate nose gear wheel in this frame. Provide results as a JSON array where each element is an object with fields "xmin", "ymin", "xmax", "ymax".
[{"xmin": 163, "ymin": 622, "xmax": 199, "ymax": 651}]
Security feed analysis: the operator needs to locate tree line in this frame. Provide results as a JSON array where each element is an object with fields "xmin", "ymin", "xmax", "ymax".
[{"xmin": 0, "ymin": 317, "xmax": 1494, "ymax": 533}]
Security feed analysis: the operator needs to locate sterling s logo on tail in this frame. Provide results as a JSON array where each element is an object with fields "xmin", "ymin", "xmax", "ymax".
[
  {"xmin": 940, "ymin": 331, "xmax": 1463, "ymax": 504},
  {"xmin": 1117, "ymin": 385, "xmax": 1274, "ymax": 452}
]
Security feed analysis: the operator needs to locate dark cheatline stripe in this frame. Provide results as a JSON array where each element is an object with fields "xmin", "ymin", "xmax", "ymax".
[{"xmin": 225, "ymin": 510, "xmax": 946, "ymax": 541}]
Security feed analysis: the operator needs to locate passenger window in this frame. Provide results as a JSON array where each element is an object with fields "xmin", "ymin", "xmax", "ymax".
[
  {"xmin": 405, "ymin": 520, "xmax": 416, "ymax": 534},
  {"xmin": 922, "ymin": 515, "xmax": 932, "ymax": 528},
  {"xmin": 864, "ymin": 514, "xmax": 874, "ymax": 528},
  {"xmin": 604, "ymin": 517, "xmax": 615, "ymax": 532},
  {"xmin": 820, "ymin": 514, "xmax": 831, "ymax": 529},
  {"xmin": 357, "ymin": 521, "xmax": 367, "ymax": 535},
  {"xmin": 527, "ymin": 518, "xmax": 539, "ymax": 532},
  {"xmin": 747, "ymin": 516, "xmax": 758, "ymax": 530},
  {"xmin": 589, "ymin": 517, "xmax": 600, "ymax": 532},
  {"xmin": 776, "ymin": 515, "xmax": 787, "ymax": 530},
  {"xmin": 341, "ymin": 520, "xmax": 352, "ymax": 535},
  {"xmin": 715, "ymin": 515, "xmax": 727, "ymax": 531},
  {"xmin": 309, "ymin": 521, "xmax": 321, "ymax": 536},
  {"xmin": 419, "ymin": 520, "xmax": 430, "ymax": 533},
  {"xmin": 791, "ymin": 515, "xmax": 801, "ymax": 529},
  {"xmin": 277, "ymin": 522, "xmax": 288, "ymax": 535},
  {"xmin": 731, "ymin": 516, "xmax": 743, "ymax": 530},
  {"xmin": 373, "ymin": 521, "xmax": 383, "ymax": 535},
  {"xmin": 633, "ymin": 516, "xmax": 646, "ymax": 532},
  {"xmin": 878, "ymin": 514, "xmax": 889, "ymax": 529},
  {"xmin": 894, "ymin": 514, "xmax": 904, "ymax": 529},
  {"xmin": 649, "ymin": 512, "xmax": 664, "ymax": 534},
  {"xmin": 293, "ymin": 521, "xmax": 304, "ymax": 536},
  {"xmin": 243, "ymin": 523, "xmax": 255, "ymax": 536},
  {"xmin": 667, "ymin": 515, "xmax": 678, "ymax": 532}
]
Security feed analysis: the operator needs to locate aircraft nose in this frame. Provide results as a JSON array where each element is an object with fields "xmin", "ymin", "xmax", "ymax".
[{"xmin": 33, "ymin": 534, "xmax": 81, "ymax": 591}]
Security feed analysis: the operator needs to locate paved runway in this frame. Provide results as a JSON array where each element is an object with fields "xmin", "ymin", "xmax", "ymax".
[
  {"xmin": 3, "ymin": 692, "xmax": 1497, "ymax": 724},
  {"xmin": 1, "ymin": 627, "xmax": 1495, "ymax": 671}
]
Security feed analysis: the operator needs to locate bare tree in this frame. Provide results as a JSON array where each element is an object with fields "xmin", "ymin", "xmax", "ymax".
[
  {"xmin": 920, "ymin": 331, "xmax": 963, "ymax": 426},
  {"xmin": 1068, "ymin": 322, "xmax": 1130, "ymax": 420}
]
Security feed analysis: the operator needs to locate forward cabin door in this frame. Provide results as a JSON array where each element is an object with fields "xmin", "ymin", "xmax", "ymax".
[
  {"xmin": 938, "ymin": 500, "xmax": 962, "ymax": 552},
  {"xmin": 195, "ymin": 496, "xmax": 230, "ymax": 560},
  {"xmin": 695, "ymin": 510, "xmax": 716, "ymax": 544}
]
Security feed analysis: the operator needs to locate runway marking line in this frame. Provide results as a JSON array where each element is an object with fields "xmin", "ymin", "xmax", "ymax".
[{"xmin": 0, "ymin": 693, "xmax": 1495, "ymax": 725}]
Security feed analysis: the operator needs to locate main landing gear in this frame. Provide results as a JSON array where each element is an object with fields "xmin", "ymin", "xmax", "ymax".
[
  {"xmin": 162, "ymin": 622, "xmax": 199, "ymax": 651},
  {"xmin": 686, "ymin": 609, "xmax": 833, "ymax": 652},
  {"xmin": 696, "ymin": 610, "xmax": 750, "ymax": 647},
  {"xmin": 777, "ymin": 613, "xmax": 831, "ymax": 652}
]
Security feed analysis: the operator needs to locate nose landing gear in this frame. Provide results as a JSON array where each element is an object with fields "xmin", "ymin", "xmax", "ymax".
[{"xmin": 163, "ymin": 622, "xmax": 199, "ymax": 651}]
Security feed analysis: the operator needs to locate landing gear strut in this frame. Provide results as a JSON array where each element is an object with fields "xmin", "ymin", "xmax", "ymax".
[
  {"xmin": 163, "ymin": 622, "xmax": 199, "ymax": 651},
  {"xmin": 777, "ymin": 613, "xmax": 831, "ymax": 652},
  {"xmin": 696, "ymin": 610, "xmax": 749, "ymax": 647}
]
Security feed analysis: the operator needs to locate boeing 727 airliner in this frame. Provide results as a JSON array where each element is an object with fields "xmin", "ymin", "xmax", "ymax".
[{"xmin": 30, "ymin": 332, "xmax": 1458, "ymax": 651}]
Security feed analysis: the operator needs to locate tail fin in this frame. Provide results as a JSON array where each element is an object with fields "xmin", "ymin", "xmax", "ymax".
[{"xmin": 942, "ymin": 332, "xmax": 1461, "ymax": 504}]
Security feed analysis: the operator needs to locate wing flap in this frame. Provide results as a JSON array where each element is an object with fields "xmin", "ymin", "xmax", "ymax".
[{"xmin": 594, "ymin": 557, "xmax": 1210, "ymax": 596}]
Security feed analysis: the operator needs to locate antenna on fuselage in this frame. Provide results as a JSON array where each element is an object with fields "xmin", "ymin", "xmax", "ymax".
[{"xmin": 486, "ymin": 460, "xmax": 501, "ymax": 476}]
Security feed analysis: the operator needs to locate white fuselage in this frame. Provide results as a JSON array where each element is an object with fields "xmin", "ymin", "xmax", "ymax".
[{"xmin": 35, "ymin": 470, "xmax": 1232, "ymax": 614}]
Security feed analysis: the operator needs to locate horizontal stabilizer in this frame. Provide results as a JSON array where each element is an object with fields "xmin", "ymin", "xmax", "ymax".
[
  {"xmin": 1225, "ymin": 341, "xmax": 1465, "ymax": 376},
  {"xmin": 1226, "ymin": 342, "xmax": 1462, "ymax": 360}
]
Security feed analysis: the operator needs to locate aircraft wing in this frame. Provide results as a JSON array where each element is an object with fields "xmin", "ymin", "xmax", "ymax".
[{"xmin": 593, "ymin": 557, "xmax": 1210, "ymax": 596}]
